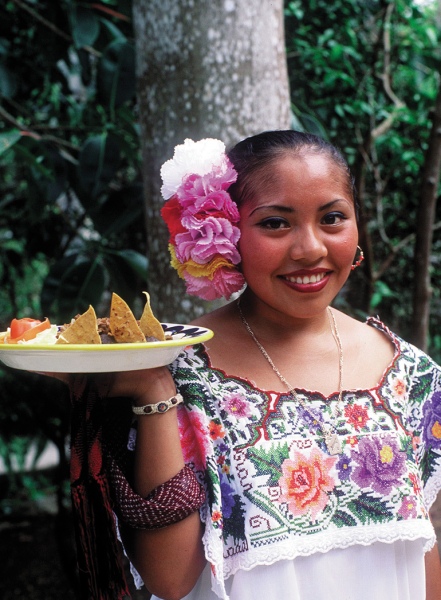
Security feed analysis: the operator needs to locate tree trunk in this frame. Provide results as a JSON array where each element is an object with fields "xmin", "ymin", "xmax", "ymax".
[
  {"xmin": 132, "ymin": 0, "xmax": 291, "ymax": 322},
  {"xmin": 411, "ymin": 85, "xmax": 441, "ymax": 351}
]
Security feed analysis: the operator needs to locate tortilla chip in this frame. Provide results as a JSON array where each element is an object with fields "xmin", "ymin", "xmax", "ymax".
[
  {"xmin": 56, "ymin": 306, "xmax": 101, "ymax": 344},
  {"xmin": 139, "ymin": 292, "xmax": 165, "ymax": 341},
  {"xmin": 109, "ymin": 293, "xmax": 146, "ymax": 343}
]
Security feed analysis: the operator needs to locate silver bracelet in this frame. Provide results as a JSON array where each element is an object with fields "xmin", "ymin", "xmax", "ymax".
[{"xmin": 132, "ymin": 393, "xmax": 184, "ymax": 415}]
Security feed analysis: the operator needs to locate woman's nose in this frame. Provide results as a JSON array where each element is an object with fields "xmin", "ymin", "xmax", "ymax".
[{"xmin": 289, "ymin": 227, "xmax": 327, "ymax": 263}]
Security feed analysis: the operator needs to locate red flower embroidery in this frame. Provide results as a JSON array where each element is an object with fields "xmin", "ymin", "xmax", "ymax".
[
  {"xmin": 344, "ymin": 404, "xmax": 369, "ymax": 430},
  {"xmin": 209, "ymin": 421, "xmax": 226, "ymax": 440}
]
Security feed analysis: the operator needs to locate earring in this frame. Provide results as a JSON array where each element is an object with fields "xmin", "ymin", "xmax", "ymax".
[{"xmin": 351, "ymin": 246, "xmax": 365, "ymax": 270}]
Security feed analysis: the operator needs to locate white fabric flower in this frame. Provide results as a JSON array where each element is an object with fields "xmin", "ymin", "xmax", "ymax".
[{"xmin": 160, "ymin": 138, "xmax": 227, "ymax": 199}]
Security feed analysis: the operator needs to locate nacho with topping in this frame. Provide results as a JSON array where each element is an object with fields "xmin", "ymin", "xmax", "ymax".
[
  {"xmin": 109, "ymin": 293, "xmax": 147, "ymax": 343},
  {"xmin": 139, "ymin": 291, "xmax": 166, "ymax": 341},
  {"xmin": 56, "ymin": 305, "xmax": 101, "ymax": 344}
]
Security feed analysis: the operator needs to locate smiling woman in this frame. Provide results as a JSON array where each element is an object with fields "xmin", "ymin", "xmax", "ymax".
[{"xmin": 52, "ymin": 131, "xmax": 441, "ymax": 600}]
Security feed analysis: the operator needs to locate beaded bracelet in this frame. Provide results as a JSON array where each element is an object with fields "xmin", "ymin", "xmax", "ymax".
[{"xmin": 132, "ymin": 393, "xmax": 184, "ymax": 415}]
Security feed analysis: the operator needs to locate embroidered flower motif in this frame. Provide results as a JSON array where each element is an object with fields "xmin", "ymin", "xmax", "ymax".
[
  {"xmin": 222, "ymin": 393, "xmax": 252, "ymax": 418},
  {"xmin": 209, "ymin": 420, "xmax": 226, "ymax": 440},
  {"xmin": 398, "ymin": 495, "xmax": 417, "ymax": 519},
  {"xmin": 177, "ymin": 407, "xmax": 210, "ymax": 471},
  {"xmin": 347, "ymin": 436, "xmax": 358, "ymax": 447},
  {"xmin": 391, "ymin": 377, "xmax": 406, "ymax": 400},
  {"xmin": 344, "ymin": 403, "xmax": 369, "ymax": 431},
  {"xmin": 351, "ymin": 435, "xmax": 406, "ymax": 495},
  {"xmin": 160, "ymin": 138, "xmax": 246, "ymax": 300},
  {"xmin": 409, "ymin": 472, "xmax": 421, "ymax": 496},
  {"xmin": 336, "ymin": 454, "xmax": 352, "ymax": 481},
  {"xmin": 412, "ymin": 435, "xmax": 421, "ymax": 451},
  {"xmin": 278, "ymin": 448, "xmax": 337, "ymax": 520},
  {"xmin": 220, "ymin": 477, "xmax": 236, "ymax": 518},
  {"xmin": 422, "ymin": 392, "xmax": 441, "ymax": 449},
  {"xmin": 212, "ymin": 510, "xmax": 223, "ymax": 524}
]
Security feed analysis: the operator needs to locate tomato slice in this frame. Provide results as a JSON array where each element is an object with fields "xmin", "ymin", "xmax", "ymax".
[{"xmin": 9, "ymin": 317, "xmax": 51, "ymax": 343}]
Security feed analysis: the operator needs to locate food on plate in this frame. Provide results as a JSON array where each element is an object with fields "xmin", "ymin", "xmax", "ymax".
[
  {"xmin": 109, "ymin": 293, "xmax": 147, "ymax": 343},
  {"xmin": 1, "ymin": 317, "xmax": 52, "ymax": 344},
  {"xmin": 139, "ymin": 292, "xmax": 166, "ymax": 341},
  {"xmin": 56, "ymin": 306, "xmax": 101, "ymax": 345},
  {"xmin": 0, "ymin": 291, "xmax": 168, "ymax": 345}
]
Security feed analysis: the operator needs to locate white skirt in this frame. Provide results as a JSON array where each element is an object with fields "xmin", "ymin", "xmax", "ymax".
[{"xmin": 152, "ymin": 540, "xmax": 427, "ymax": 600}]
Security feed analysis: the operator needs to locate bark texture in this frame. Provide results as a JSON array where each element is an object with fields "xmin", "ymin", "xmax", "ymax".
[{"xmin": 132, "ymin": 0, "xmax": 291, "ymax": 321}]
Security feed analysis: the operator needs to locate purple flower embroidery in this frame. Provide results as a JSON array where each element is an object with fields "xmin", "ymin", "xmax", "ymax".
[
  {"xmin": 422, "ymin": 392, "xmax": 441, "ymax": 449},
  {"xmin": 351, "ymin": 435, "xmax": 406, "ymax": 495},
  {"xmin": 336, "ymin": 454, "xmax": 352, "ymax": 481},
  {"xmin": 222, "ymin": 393, "xmax": 252, "ymax": 418},
  {"xmin": 220, "ymin": 477, "xmax": 236, "ymax": 518},
  {"xmin": 397, "ymin": 495, "xmax": 417, "ymax": 519}
]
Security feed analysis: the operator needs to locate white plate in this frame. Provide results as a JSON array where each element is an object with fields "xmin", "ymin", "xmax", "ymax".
[{"xmin": 0, "ymin": 323, "xmax": 213, "ymax": 373}]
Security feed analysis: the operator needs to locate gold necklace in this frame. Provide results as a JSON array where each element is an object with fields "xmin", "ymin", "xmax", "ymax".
[{"xmin": 237, "ymin": 300, "xmax": 344, "ymax": 455}]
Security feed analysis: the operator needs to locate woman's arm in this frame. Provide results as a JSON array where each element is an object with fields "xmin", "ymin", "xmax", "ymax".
[
  {"xmin": 111, "ymin": 367, "xmax": 206, "ymax": 600},
  {"xmin": 425, "ymin": 543, "xmax": 441, "ymax": 600}
]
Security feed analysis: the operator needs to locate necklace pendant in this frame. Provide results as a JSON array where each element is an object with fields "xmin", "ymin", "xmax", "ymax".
[{"xmin": 325, "ymin": 432, "xmax": 342, "ymax": 455}]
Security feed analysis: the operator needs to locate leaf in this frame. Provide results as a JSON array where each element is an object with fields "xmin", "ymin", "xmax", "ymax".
[
  {"xmin": 347, "ymin": 492, "xmax": 391, "ymax": 524},
  {"xmin": 41, "ymin": 253, "xmax": 106, "ymax": 320},
  {"xmin": 247, "ymin": 443, "xmax": 289, "ymax": 486},
  {"xmin": 71, "ymin": 6, "xmax": 100, "ymax": 48},
  {"xmin": 331, "ymin": 509, "xmax": 357, "ymax": 528},
  {"xmin": 0, "ymin": 64, "xmax": 17, "ymax": 98},
  {"xmin": 97, "ymin": 40, "xmax": 136, "ymax": 108},
  {"xmin": 0, "ymin": 130, "xmax": 22, "ymax": 156},
  {"xmin": 78, "ymin": 133, "xmax": 121, "ymax": 202},
  {"xmin": 90, "ymin": 182, "xmax": 144, "ymax": 236}
]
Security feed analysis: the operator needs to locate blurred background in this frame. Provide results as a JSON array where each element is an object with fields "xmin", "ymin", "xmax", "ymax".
[{"xmin": 1, "ymin": 0, "xmax": 441, "ymax": 597}]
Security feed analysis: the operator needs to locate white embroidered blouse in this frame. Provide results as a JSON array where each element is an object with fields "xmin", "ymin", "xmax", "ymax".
[{"xmin": 142, "ymin": 319, "xmax": 441, "ymax": 600}]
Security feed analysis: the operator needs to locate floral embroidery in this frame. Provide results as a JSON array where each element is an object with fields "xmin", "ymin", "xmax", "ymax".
[
  {"xmin": 391, "ymin": 377, "xmax": 406, "ymax": 399},
  {"xmin": 336, "ymin": 453, "xmax": 352, "ymax": 481},
  {"xmin": 422, "ymin": 392, "xmax": 441, "ymax": 449},
  {"xmin": 169, "ymin": 318, "xmax": 441, "ymax": 590},
  {"xmin": 344, "ymin": 403, "xmax": 369, "ymax": 430},
  {"xmin": 222, "ymin": 392, "xmax": 252, "ymax": 418},
  {"xmin": 177, "ymin": 406, "xmax": 210, "ymax": 471},
  {"xmin": 209, "ymin": 420, "xmax": 226, "ymax": 440},
  {"xmin": 278, "ymin": 448, "xmax": 337, "ymax": 520},
  {"xmin": 351, "ymin": 435, "xmax": 406, "ymax": 495},
  {"xmin": 398, "ymin": 496, "xmax": 417, "ymax": 519},
  {"xmin": 220, "ymin": 477, "xmax": 236, "ymax": 518}
]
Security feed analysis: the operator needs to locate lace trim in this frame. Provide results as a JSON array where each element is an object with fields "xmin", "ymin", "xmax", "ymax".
[{"xmin": 203, "ymin": 518, "xmax": 435, "ymax": 585}]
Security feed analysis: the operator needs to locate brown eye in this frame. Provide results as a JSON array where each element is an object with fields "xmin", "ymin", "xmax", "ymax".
[
  {"xmin": 259, "ymin": 217, "xmax": 289, "ymax": 229},
  {"xmin": 322, "ymin": 212, "xmax": 345, "ymax": 225}
]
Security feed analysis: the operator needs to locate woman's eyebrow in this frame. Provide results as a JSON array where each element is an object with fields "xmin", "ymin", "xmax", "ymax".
[
  {"xmin": 249, "ymin": 204, "xmax": 293, "ymax": 216},
  {"xmin": 249, "ymin": 198, "xmax": 348, "ymax": 216}
]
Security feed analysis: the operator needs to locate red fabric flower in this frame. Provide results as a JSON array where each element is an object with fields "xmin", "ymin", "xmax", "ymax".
[{"xmin": 160, "ymin": 196, "xmax": 186, "ymax": 243}]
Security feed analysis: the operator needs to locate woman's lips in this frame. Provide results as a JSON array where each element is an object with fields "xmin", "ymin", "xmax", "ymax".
[{"xmin": 280, "ymin": 270, "xmax": 330, "ymax": 292}]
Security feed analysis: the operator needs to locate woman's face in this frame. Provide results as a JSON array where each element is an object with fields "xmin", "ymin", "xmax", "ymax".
[{"xmin": 238, "ymin": 152, "xmax": 358, "ymax": 320}]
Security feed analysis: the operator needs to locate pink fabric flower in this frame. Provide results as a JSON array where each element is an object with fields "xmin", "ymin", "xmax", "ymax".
[
  {"xmin": 183, "ymin": 268, "xmax": 245, "ymax": 301},
  {"xmin": 160, "ymin": 138, "xmax": 243, "ymax": 300},
  {"xmin": 182, "ymin": 190, "xmax": 240, "ymax": 223},
  {"xmin": 175, "ymin": 216, "xmax": 241, "ymax": 265}
]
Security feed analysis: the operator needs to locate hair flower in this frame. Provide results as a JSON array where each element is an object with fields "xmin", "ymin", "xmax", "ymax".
[{"xmin": 160, "ymin": 138, "xmax": 245, "ymax": 301}]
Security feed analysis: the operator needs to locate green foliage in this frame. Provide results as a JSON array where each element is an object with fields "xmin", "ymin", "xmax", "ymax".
[
  {"xmin": 0, "ymin": 0, "xmax": 145, "ymax": 325},
  {"xmin": 285, "ymin": 0, "xmax": 441, "ymax": 358},
  {"xmin": 0, "ymin": 0, "xmax": 144, "ymax": 504}
]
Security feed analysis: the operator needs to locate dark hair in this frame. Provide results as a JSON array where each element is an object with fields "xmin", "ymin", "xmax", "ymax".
[{"xmin": 227, "ymin": 130, "xmax": 358, "ymax": 219}]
